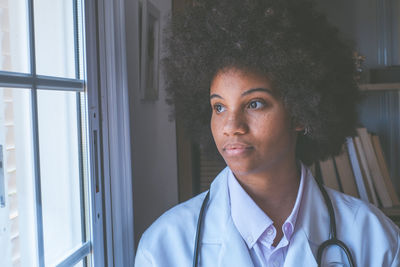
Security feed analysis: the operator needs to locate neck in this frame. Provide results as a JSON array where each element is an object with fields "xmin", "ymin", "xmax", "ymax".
[{"xmin": 234, "ymin": 159, "xmax": 301, "ymax": 224}]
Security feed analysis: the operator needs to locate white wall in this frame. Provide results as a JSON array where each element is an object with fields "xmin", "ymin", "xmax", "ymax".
[{"xmin": 125, "ymin": 0, "xmax": 178, "ymax": 247}]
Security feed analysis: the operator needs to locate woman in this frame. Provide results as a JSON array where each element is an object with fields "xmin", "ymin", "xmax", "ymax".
[{"xmin": 135, "ymin": 0, "xmax": 400, "ymax": 266}]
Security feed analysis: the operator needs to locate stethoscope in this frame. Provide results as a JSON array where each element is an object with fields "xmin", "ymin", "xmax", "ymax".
[{"xmin": 192, "ymin": 179, "xmax": 356, "ymax": 267}]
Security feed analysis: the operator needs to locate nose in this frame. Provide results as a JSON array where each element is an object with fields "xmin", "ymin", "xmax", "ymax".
[{"xmin": 223, "ymin": 111, "xmax": 248, "ymax": 136}]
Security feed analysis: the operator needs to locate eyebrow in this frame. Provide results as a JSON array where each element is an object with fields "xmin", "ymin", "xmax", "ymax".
[{"xmin": 210, "ymin": 87, "xmax": 274, "ymax": 100}]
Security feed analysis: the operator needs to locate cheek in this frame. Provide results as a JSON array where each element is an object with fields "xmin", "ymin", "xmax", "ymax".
[
  {"xmin": 210, "ymin": 115, "xmax": 217, "ymax": 139},
  {"xmin": 210, "ymin": 116, "xmax": 222, "ymax": 146},
  {"xmin": 253, "ymin": 112, "xmax": 292, "ymax": 140},
  {"xmin": 251, "ymin": 113, "xmax": 276, "ymax": 133}
]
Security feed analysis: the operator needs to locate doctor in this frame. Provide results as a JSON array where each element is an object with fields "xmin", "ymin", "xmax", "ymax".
[{"xmin": 135, "ymin": 0, "xmax": 400, "ymax": 266}]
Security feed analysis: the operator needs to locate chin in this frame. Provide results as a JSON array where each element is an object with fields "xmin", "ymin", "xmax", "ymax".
[{"xmin": 225, "ymin": 160, "xmax": 257, "ymax": 177}]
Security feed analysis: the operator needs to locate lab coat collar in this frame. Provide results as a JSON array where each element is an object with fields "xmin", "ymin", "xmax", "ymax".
[
  {"xmin": 284, "ymin": 166, "xmax": 330, "ymax": 266},
  {"xmin": 201, "ymin": 167, "xmax": 231, "ymax": 244},
  {"xmin": 297, "ymin": 166, "xmax": 331, "ymax": 245},
  {"xmin": 202, "ymin": 164, "xmax": 330, "ymax": 266},
  {"xmin": 201, "ymin": 167, "xmax": 254, "ymax": 266}
]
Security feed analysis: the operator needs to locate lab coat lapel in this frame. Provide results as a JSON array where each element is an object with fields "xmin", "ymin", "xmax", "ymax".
[
  {"xmin": 283, "ymin": 228, "xmax": 318, "ymax": 267},
  {"xmin": 284, "ymin": 168, "xmax": 331, "ymax": 266},
  {"xmin": 218, "ymin": 216, "xmax": 254, "ymax": 267},
  {"xmin": 201, "ymin": 168, "xmax": 254, "ymax": 267}
]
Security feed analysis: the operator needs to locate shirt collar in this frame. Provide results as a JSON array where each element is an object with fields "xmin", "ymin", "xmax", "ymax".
[
  {"xmin": 283, "ymin": 163, "xmax": 306, "ymax": 240},
  {"xmin": 228, "ymin": 162, "xmax": 307, "ymax": 249}
]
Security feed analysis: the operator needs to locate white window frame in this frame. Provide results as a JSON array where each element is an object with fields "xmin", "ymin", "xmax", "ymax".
[{"xmin": 85, "ymin": 0, "xmax": 136, "ymax": 266}]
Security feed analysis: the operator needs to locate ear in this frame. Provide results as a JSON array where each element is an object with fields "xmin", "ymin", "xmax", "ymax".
[
  {"xmin": 290, "ymin": 117, "xmax": 305, "ymax": 132},
  {"xmin": 295, "ymin": 125, "xmax": 305, "ymax": 132}
]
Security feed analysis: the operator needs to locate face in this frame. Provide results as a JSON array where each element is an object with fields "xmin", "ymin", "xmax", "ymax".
[{"xmin": 210, "ymin": 68, "xmax": 301, "ymax": 177}]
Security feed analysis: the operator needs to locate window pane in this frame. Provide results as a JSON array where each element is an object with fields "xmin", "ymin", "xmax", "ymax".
[
  {"xmin": 77, "ymin": 0, "xmax": 84, "ymax": 80},
  {"xmin": 0, "ymin": 87, "xmax": 38, "ymax": 267},
  {"xmin": 0, "ymin": 0, "xmax": 30, "ymax": 73},
  {"xmin": 37, "ymin": 90, "xmax": 83, "ymax": 266},
  {"xmin": 34, "ymin": 0, "xmax": 76, "ymax": 78}
]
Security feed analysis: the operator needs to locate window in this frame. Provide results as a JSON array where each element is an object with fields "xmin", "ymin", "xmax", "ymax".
[{"xmin": 0, "ymin": 0, "xmax": 93, "ymax": 266}]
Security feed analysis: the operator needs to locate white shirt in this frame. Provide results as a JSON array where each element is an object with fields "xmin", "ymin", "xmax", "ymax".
[{"xmin": 228, "ymin": 165, "xmax": 306, "ymax": 267}]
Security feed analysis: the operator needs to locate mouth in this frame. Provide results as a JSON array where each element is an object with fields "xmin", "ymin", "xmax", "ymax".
[{"xmin": 222, "ymin": 142, "xmax": 254, "ymax": 156}]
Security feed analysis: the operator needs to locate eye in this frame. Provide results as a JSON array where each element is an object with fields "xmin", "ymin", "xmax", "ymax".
[
  {"xmin": 213, "ymin": 103, "xmax": 226, "ymax": 114},
  {"xmin": 247, "ymin": 100, "xmax": 265, "ymax": 109}
]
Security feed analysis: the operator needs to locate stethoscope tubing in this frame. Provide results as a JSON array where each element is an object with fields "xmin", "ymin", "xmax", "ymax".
[
  {"xmin": 192, "ymin": 191, "xmax": 210, "ymax": 267},
  {"xmin": 315, "ymin": 180, "xmax": 355, "ymax": 267},
  {"xmin": 317, "ymin": 238, "xmax": 355, "ymax": 267}
]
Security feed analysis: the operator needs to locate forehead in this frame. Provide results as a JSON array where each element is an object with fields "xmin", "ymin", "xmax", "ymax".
[{"xmin": 210, "ymin": 68, "xmax": 275, "ymax": 95}]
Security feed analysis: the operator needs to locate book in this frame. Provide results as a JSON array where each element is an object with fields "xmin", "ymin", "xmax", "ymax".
[
  {"xmin": 371, "ymin": 134, "xmax": 400, "ymax": 206},
  {"xmin": 346, "ymin": 137, "xmax": 369, "ymax": 202},
  {"xmin": 353, "ymin": 136, "xmax": 379, "ymax": 206},
  {"xmin": 356, "ymin": 128, "xmax": 392, "ymax": 207},
  {"xmin": 334, "ymin": 144, "xmax": 360, "ymax": 198},
  {"xmin": 319, "ymin": 157, "xmax": 341, "ymax": 191}
]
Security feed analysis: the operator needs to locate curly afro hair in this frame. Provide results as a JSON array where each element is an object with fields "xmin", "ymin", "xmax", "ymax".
[{"xmin": 163, "ymin": 0, "xmax": 360, "ymax": 165}]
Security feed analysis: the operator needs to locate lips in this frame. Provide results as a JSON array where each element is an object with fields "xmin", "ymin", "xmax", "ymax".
[{"xmin": 222, "ymin": 142, "xmax": 253, "ymax": 156}]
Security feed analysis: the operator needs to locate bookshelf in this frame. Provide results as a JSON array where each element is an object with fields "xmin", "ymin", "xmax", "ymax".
[
  {"xmin": 358, "ymin": 82, "xmax": 400, "ymax": 196},
  {"xmin": 359, "ymin": 83, "xmax": 400, "ymax": 91},
  {"xmin": 357, "ymin": 83, "xmax": 400, "ymax": 225}
]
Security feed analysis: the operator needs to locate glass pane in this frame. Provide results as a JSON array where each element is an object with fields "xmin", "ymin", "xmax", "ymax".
[
  {"xmin": 79, "ymin": 92, "xmax": 90, "ymax": 241},
  {"xmin": 77, "ymin": 0, "xmax": 84, "ymax": 80},
  {"xmin": 37, "ymin": 90, "xmax": 83, "ymax": 266},
  {"xmin": 0, "ymin": 0, "xmax": 30, "ymax": 73},
  {"xmin": 34, "ymin": 0, "xmax": 76, "ymax": 78},
  {"xmin": 0, "ymin": 87, "xmax": 38, "ymax": 267}
]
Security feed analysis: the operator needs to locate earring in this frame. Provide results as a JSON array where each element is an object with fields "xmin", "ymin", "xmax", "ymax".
[{"xmin": 304, "ymin": 126, "xmax": 311, "ymax": 136}]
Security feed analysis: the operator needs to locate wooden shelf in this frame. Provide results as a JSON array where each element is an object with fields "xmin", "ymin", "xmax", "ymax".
[{"xmin": 359, "ymin": 83, "xmax": 400, "ymax": 91}]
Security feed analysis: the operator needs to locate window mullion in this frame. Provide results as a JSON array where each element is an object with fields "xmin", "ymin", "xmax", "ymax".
[
  {"xmin": 27, "ymin": 0, "xmax": 45, "ymax": 266},
  {"xmin": 73, "ymin": 3, "xmax": 89, "ymax": 267},
  {"xmin": 35, "ymin": 76, "xmax": 84, "ymax": 91},
  {"xmin": 0, "ymin": 72, "xmax": 85, "ymax": 91},
  {"xmin": 54, "ymin": 241, "xmax": 91, "ymax": 267},
  {"xmin": 30, "ymin": 88, "xmax": 44, "ymax": 267},
  {"xmin": 0, "ymin": 72, "xmax": 33, "ymax": 88},
  {"xmin": 76, "ymin": 92, "xmax": 87, "ymax": 240}
]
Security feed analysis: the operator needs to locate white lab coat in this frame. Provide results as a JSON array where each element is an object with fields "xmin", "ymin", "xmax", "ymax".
[{"xmin": 135, "ymin": 166, "xmax": 400, "ymax": 266}]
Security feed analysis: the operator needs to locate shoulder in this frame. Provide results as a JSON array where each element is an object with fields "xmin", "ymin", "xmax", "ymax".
[
  {"xmin": 327, "ymin": 187, "xmax": 399, "ymax": 235},
  {"xmin": 135, "ymin": 167, "xmax": 230, "ymax": 266},
  {"xmin": 135, "ymin": 191, "xmax": 208, "ymax": 266},
  {"xmin": 139, "ymin": 191, "xmax": 208, "ymax": 248},
  {"xmin": 326, "ymin": 188, "xmax": 400, "ymax": 266}
]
